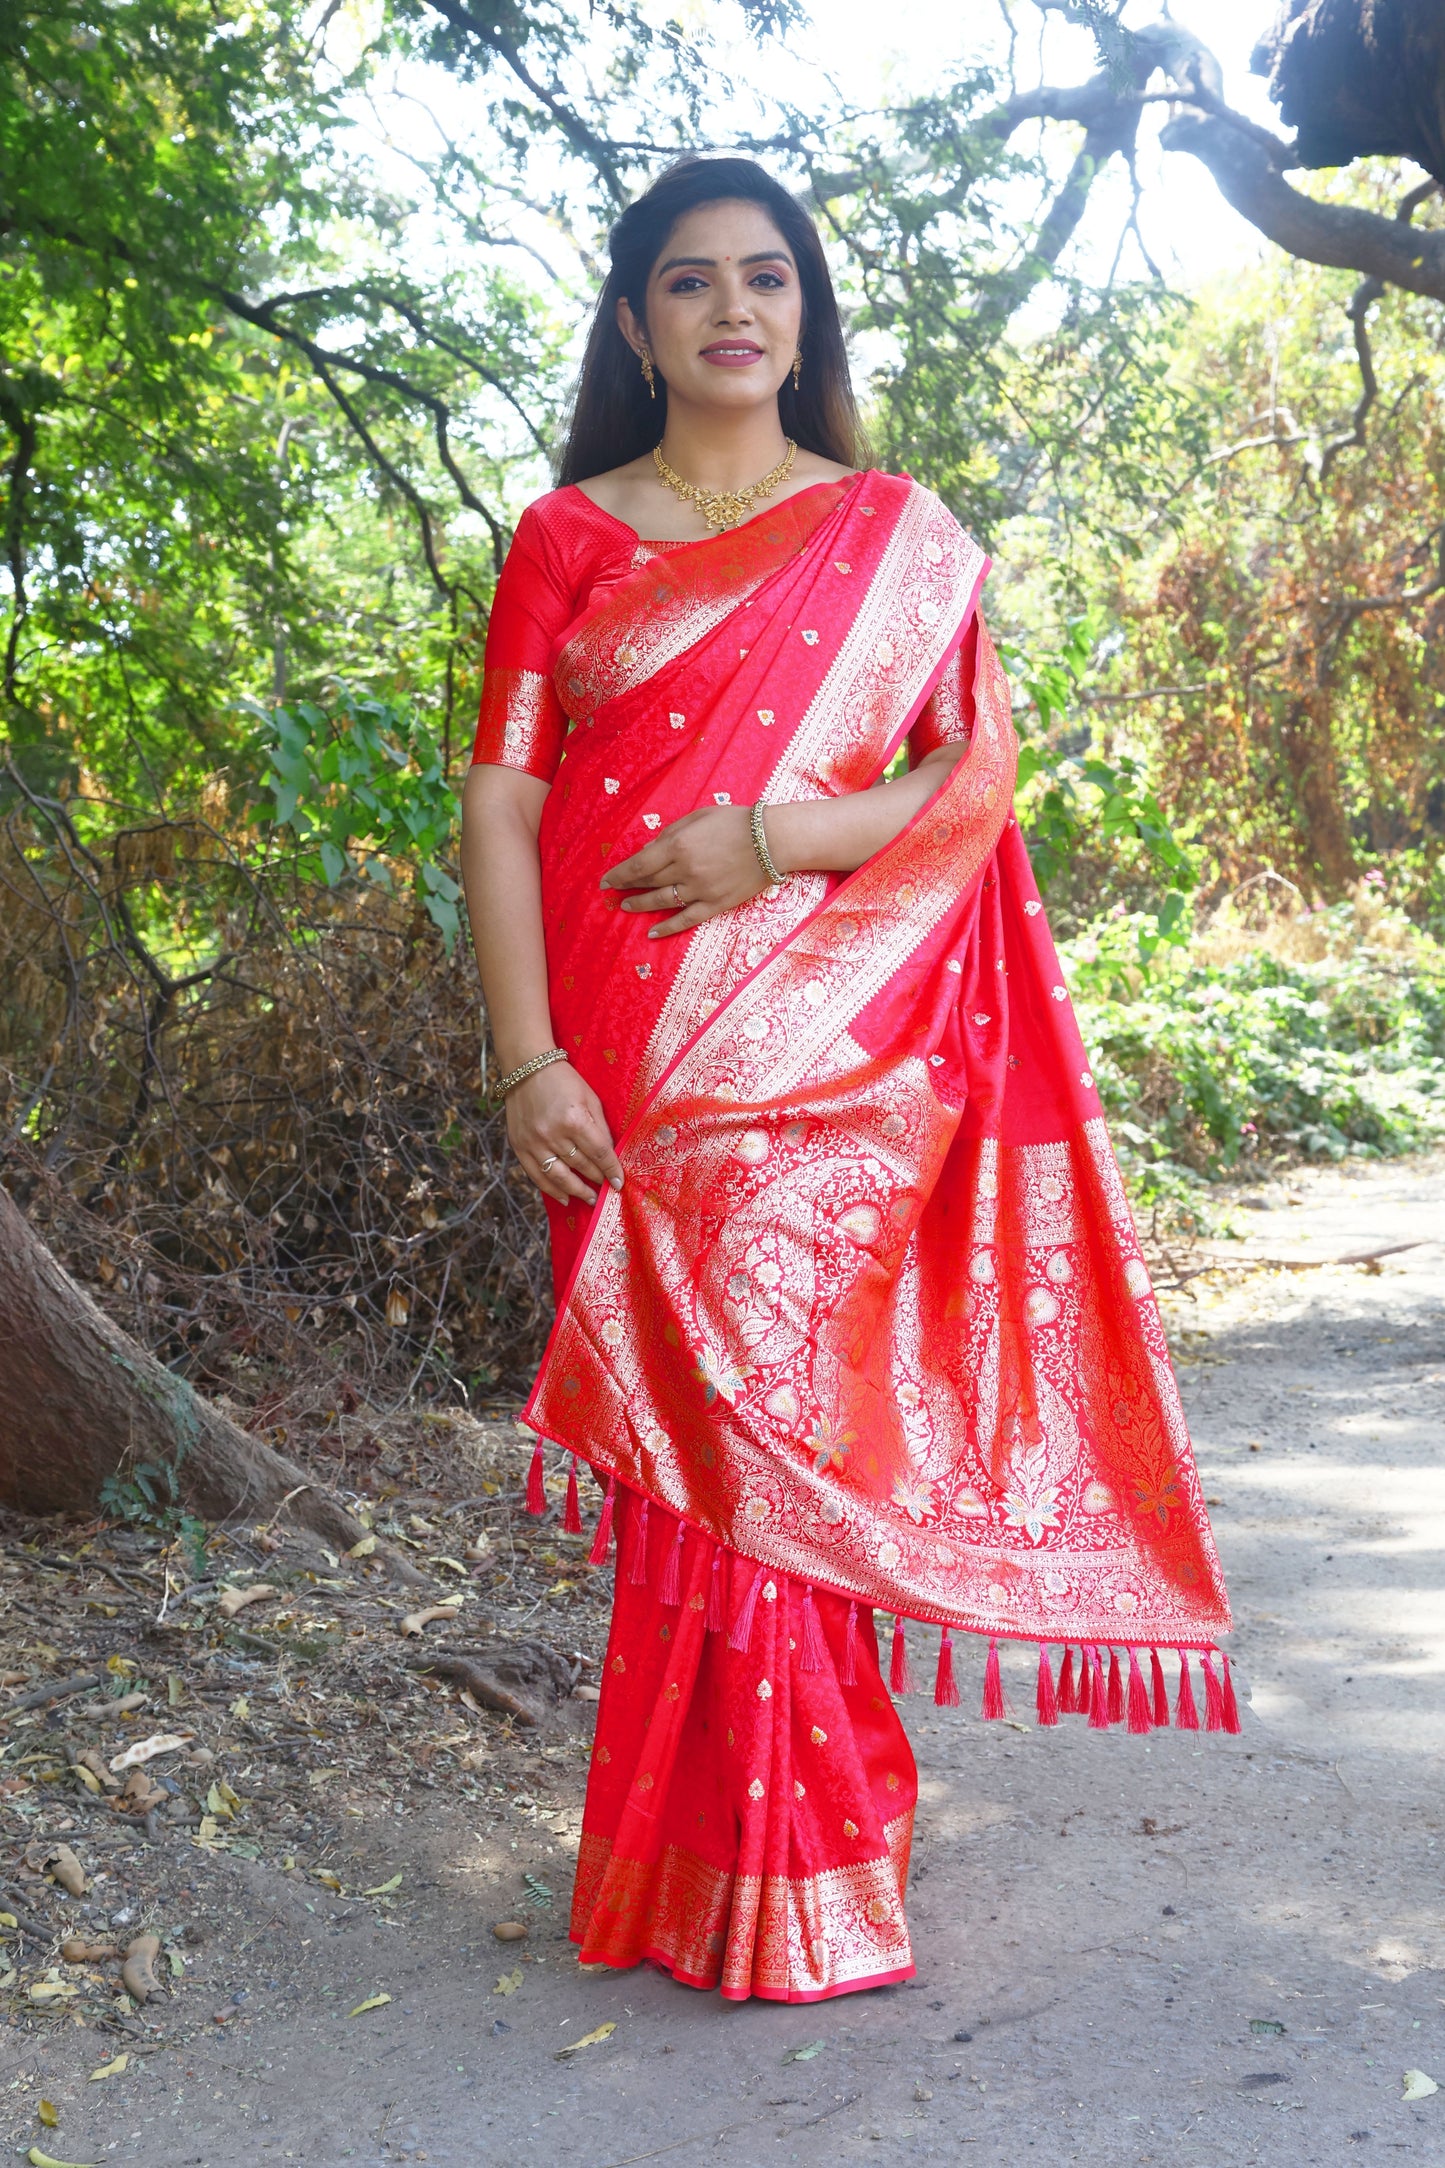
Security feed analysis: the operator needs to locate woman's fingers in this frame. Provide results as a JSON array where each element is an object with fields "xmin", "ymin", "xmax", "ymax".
[
  {"xmin": 648, "ymin": 899, "xmax": 714, "ymax": 940},
  {"xmin": 618, "ymin": 883, "xmax": 687, "ymax": 916}
]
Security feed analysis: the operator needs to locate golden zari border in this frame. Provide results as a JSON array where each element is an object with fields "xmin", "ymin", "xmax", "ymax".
[
  {"xmin": 627, "ymin": 481, "xmax": 988, "ymax": 1115},
  {"xmin": 572, "ymin": 1811, "xmax": 916, "ymax": 1999},
  {"xmin": 472, "ymin": 664, "xmax": 563, "ymax": 773}
]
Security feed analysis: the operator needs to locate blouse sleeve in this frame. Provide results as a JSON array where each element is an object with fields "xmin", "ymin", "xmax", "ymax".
[
  {"xmin": 470, "ymin": 502, "xmax": 572, "ymax": 781},
  {"xmin": 908, "ymin": 613, "xmax": 979, "ymax": 764}
]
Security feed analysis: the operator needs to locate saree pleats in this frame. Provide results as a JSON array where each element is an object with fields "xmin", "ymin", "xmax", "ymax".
[{"xmin": 574, "ymin": 1487, "xmax": 917, "ymax": 2002}]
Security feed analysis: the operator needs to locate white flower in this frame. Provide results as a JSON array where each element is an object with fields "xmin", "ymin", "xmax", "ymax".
[
  {"xmin": 801, "ymin": 629, "xmax": 819, "ymax": 645},
  {"xmin": 891, "ymin": 1476, "xmax": 937, "ymax": 1525},
  {"xmin": 604, "ymin": 778, "xmax": 620, "ymax": 794},
  {"xmin": 1024, "ymin": 900, "xmax": 1042, "ymax": 916},
  {"xmin": 1001, "ymin": 1487, "xmax": 1064, "ymax": 1543},
  {"xmin": 642, "ymin": 813, "xmax": 661, "ymax": 830},
  {"xmin": 1051, "ymin": 985, "xmax": 1067, "ymax": 1002},
  {"xmin": 714, "ymin": 792, "xmax": 731, "ymax": 805},
  {"xmin": 669, "ymin": 711, "xmax": 686, "ymax": 728}
]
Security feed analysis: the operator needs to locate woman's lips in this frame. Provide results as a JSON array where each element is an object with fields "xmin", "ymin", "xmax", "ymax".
[{"xmin": 700, "ymin": 344, "xmax": 765, "ymax": 368}]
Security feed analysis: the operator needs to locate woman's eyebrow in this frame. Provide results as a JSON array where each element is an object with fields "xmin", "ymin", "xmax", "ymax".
[{"xmin": 655, "ymin": 250, "xmax": 795, "ymax": 274}]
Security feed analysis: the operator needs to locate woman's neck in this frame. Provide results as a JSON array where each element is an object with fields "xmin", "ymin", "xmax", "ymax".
[{"xmin": 654, "ymin": 402, "xmax": 790, "ymax": 488}]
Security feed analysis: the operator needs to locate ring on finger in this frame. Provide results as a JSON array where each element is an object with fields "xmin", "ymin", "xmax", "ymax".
[
  {"xmin": 566, "ymin": 1144, "xmax": 580, "ymax": 1161},
  {"xmin": 672, "ymin": 883, "xmax": 681, "ymax": 906},
  {"xmin": 540, "ymin": 1154, "xmax": 558, "ymax": 1172}
]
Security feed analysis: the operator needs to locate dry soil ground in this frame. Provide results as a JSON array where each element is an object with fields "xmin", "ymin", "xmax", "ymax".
[{"xmin": 3, "ymin": 1152, "xmax": 1444, "ymax": 2167}]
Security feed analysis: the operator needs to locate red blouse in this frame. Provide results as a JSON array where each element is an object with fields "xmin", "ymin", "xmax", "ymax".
[{"xmin": 470, "ymin": 483, "xmax": 974, "ymax": 780}]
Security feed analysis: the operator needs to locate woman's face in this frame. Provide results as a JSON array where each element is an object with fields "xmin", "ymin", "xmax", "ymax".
[{"xmin": 618, "ymin": 198, "xmax": 803, "ymax": 416}]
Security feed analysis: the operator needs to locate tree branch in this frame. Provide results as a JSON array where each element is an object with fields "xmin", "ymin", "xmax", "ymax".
[{"xmin": 1159, "ymin": 108, "xmax": 1445, "ymax": 304}]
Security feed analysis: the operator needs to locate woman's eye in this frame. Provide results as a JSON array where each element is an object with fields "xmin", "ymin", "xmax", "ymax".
[
  {"xmin": 668, "ymin": 275, "xmax": 706, "ymax": 294},
  {"xmin": 750, "ymin": 271, "xmax": 786, "ymax": 289}
]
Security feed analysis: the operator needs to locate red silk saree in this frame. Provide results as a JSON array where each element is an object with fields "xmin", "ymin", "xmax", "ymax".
[{"xmin": 472, "ymin": 470, "xmax": 1234, "ymax": 2003}]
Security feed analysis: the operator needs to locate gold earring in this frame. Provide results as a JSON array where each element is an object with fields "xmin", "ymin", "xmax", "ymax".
[
  {"xmin": 639, "ymin": 345, "xmax": 656, "ymax": 399},
  {"xmin": 792, "ymin": 346, "xmax": 803, "ymax": 392}
]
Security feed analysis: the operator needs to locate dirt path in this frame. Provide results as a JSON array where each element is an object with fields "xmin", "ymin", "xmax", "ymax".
[{"xmin": 4, "ymin": 1154, "xmax": 1444, "ymax": 2165}]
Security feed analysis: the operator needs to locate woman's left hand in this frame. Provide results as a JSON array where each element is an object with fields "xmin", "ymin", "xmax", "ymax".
[{"xmin": 601, "ymin": 805, "xmax": 771, "ymax": 937}]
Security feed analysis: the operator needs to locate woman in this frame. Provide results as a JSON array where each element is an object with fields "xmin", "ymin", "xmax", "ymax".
[{"xmin": 462, "ymin": 157, "xmax": 1234, "ymax": 2006}]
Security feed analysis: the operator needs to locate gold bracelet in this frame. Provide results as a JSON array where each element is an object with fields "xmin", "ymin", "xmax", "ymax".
[
  {"xmin": 491, "ymin": 1046, "xmax": 567, "ymax": 1105},
  {"xmin": 750, "ymin": 800, "xmax": 788, "ymax": 889}
]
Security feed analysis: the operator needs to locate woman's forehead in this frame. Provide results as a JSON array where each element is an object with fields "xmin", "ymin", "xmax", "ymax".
[{"xmin": 652, "ymin": 199, "xmax": 794, "ymax": 272}]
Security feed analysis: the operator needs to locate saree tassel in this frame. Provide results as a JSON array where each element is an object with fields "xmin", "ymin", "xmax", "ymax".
[
  {"xmin": 1126, "ymin": 1647, "xmax": 1152, "ymax": 1735},
  {"xmin": 1035, "ymin": 1644, "xmax": 1059, "ymax": 1727},
  {"xmin": 1088, "ymin": 1645, "xmax": 1110, "ymax": 1731},
  {"xmin": 841, "ymin": 1602, "xmax": 859, "ymax": 1687},
  {"xmin": 1150, "ymin": 1647, "xmax": 1170, "ymax": 1729},
  {"xmin": 729, "ymin": 1565, "xmax": 765, "ymax": 1653},
  {"xmin": 587, "ymin": 1473, "xmax": 616, "ymax": 1566},
  {"xmin": 889, "ymin": 1615, "xmax": 915, "ymax": 1696},
  {"xmin": 1221, "ymin": 1652, "xmax": 1243, "ymax": 1735},
  {"xmin": 658, "ymin": 1520, "xmax": 684, "ymax": 1607},
  {"xmin": 704, "ymin": 1550, "xmax": 725, "ymax": 1633},
  {"xmin": 628, "ymin": 1497, "xmax": 650, "ymax": 1588},
  {"xmin": 934, "ymin": 1626, "xmax": 961, "ymax": 1708},
  {"xmin": 981, "ymin": 1636, "xmax": 1005, "ymax": 1720},
  {"xmin": 1056, "ymin": 1645, "xmax": 1078, "ymax": 1715},
  {"xmin": 800, "ymin": 1587, "xmax": 827, "ymax": 1675},
  {"xmin": 1201, "ymin": 1651, "xmax": 1226, "ymax": 1733},
  {"xmin": 1106, "ymin": 1645, "xmax": 1124, "ymax": 1724},
  {"xmin": 524, "ymin": 1437, "xmax": 546, "ymax": 1517},
  {"xmin": 562, "ymin": 1455, "xmax": 583, "ymax": 1535},
  {"xmin": 1175, "ymin": 1650, "xmax": 1200, "ymax": 1731}
]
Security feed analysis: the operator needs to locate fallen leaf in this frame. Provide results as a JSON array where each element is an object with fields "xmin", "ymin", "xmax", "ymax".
[
  {"xmin": 28, "ymin": 1980, "xmax": 80, "ymax": 2004},
  {"xmin": 493, "ymin": 1968, "xmax": 523, "ymax": 1996},
  {"xmin": 429, "ymin": 1556, "xmax": 470, "ymax": 1576},
  {"xmin": 229, "ymin": 1695, "xmax": 250, "ymax": 1720},
  {"xmin": 348, "ymin": 1993, "xmax": 392, "ymax": 2017},
  {"xmin": 362, "ymin": 1875, "xmax": 402, "ymax": 1897},
  {"xmin": 108, "ymin": 1732, "xmax": 191, "ymax": 1774},
  {"xmin": 556, "ymin": 2021, "xmax": 616, "ymax": 2058},
  {"xmin": 218, "ymin": 1582, "xmax": 277, "ymax": 1619},
  {"xmin": 312, "ymin": 1869, "xmax": 344, "ymax": 1893},
  {"xmin": 37, "ymin": 2102, "xmax": 59, "ymax": 2128},
  {"xmin": 28, "ymin": 2151, "xmax": 95, "ymax": 2168},
  {"xmin": 400, "ymin": 1603, "xmax": 462, "ymax": 1637},
  {"xmin": 1250, "ymin": 2018, "xmax": 1286, "ymax": 2036},
  {"xmin": 166, "ymin": 1947, "xmax": 185, "ymax": 1977},
  {"xmin": 167, "ymin": 1674, "xmax": 185, "ymax": 1707},
  {"xmin": 0, "ymin": 1911, "xmax": 16, "ymax": 1929},
  {"xmin": 191, "ymin": 1815, "xmax": 225, "ymax": 1852},
  {"xmin": 71, "ymin": 1763, "xmax": 102, "ymax": 1795},
  {"xmin": 1403, "ymin": 2069, "xmax": 1439, "ymax": 2101},
  {"xmin": 492, "ymin": 1920, "xmax": 528, "ymax": 1942},
  {"xmin": 783, "ymin": 2040, "xmax": 826, "ymax": 2063},
  {"xmin": 88, "ymin": 2054, "xmax": 128, "ymax": 2081},
  {"xmin": 348, "ymin": 1534, "xmax": 377, "ymax": 1559},
  {"xmin": 105, "ymin": 1655, "xmax": 138, "ymax": 1676}
]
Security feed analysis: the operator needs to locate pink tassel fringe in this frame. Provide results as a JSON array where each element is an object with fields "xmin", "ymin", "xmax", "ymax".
[
  {"xmin": 562, "ymin": 1455, "xmax": 583, "ymax": 1535},
  {"xmin": 658, "ymin": 1520, "xmax": 683, "ymax": 1606},
  {"xmin": 1057, "ymin": 1646, "xmax": 1078, "ymax": 1715},
  {"xmin": 889, "ymin": 1616, "xmax": 915, "ymax": 1696},
  {"xmin": 1221, "ymin": 1652, "xmax": 1242, "ymax": 1735},
  {"xmin": 800, "ymin": 1587, "xmax": 827, "ymax": 1674},
  {"xmin": 729, "ymin": 1566, "xmax": 765, "ymax": 1653},
  {"xmin": 587, "ymin": 1474, "xmax": 615, "ymax": 1565},
  {"xmin": 524, "ymin": 1437, "xmax": 545, "ymax": 1517},
  {"xmin": 1150, "ymin": 1647, "xmax": 1170, "ymax": 1728},
  {"xmin": 981, "ymin": 1636, "xmax": 1006, "ymax": 1720},
  {"xmin": 1036, "ymin": 1645, "xmax": 1059, "ymax": 1726},
  {"xmin": 1088, "ymin": 1645, "xmax": 1109, "ymax": 1730},
  {"xmin": 1201, "ymin": 1651, "xmax": 1226, "ymax": 1733},
  {"xmin": 934, "ymin": 1626, "xmax": 960, "ymax": 1708},
  {"xmin": 628, "ymin": 1496, "xmax": 650, "ymax": 1588},
  {"xmin": 841, "ymin": 1602, "xmax": 859, "ymax": 1687},
  {"xmin": 1126, "ymin": 1646, "xmax": 1152, "ymax": 1735},
  {"xmin": 1175, "ymin": 1650, "xmax": 1200, "ymax": 1730},
  {"xmin": 1106, "ymin": 1645, "xmax": 1124, "ymax": 1724}
]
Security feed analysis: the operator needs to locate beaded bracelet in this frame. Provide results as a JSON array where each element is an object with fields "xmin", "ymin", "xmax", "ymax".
[
  {"xmin": 491, "ymin": 1046, "xmax": 568, "ymax": 1105},
  {"xmin": 750, "ymin": 800, "xmax": 788, "ymax": 889}
]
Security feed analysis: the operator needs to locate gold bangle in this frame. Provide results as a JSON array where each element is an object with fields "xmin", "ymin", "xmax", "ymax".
[
  {"xmin": 750, "ymin": 800, "xmax": 788, "ymax": 889},
  {"xmin": 491, "ymin": 1047, "xmax": 567, "ymax": 1105}
]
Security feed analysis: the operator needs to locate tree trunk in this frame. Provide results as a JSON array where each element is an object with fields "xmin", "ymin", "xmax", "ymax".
[{"xmin": 0, "ymin": 1184, "xmax": 366, "ymax": 1551}]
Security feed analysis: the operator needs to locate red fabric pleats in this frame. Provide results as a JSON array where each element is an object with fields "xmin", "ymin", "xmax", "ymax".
[{"xmin": 572, "ymin": 1487, "xmax": 918, "ymax": 2003}]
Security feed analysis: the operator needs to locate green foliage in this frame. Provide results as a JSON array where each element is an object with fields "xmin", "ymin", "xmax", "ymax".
[
  {"xmin": 255, "ymin": 693, "xmax": 462, "ymax": 948},
  {"xmin": 1065, "ymin": 904, "xmax": 1445, "ymax": 1224}
]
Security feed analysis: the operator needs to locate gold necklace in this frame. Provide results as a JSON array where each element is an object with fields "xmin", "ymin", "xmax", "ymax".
[{"xmin": 652, "ymin": 438, "xmax": 797, "ymax": 532}]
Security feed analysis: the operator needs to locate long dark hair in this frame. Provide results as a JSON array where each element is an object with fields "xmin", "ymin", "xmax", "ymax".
[{"xmin": 557, "ymin": 157, "xmax": 864, "ymax": 485}]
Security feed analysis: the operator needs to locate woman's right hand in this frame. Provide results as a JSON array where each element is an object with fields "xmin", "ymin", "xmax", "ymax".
[{"xmin": 504, "ymin": 1060, "xmax": 624, "ymax": 1207}]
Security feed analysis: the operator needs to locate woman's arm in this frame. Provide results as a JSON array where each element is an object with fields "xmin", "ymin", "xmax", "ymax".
[
  {"xmin": 601, "ymin": 741, "xmax": 967, "ymax": 939},
  {"xmin": 461, "ymin": 764, "xmax": 624, "ymax": 1203}
]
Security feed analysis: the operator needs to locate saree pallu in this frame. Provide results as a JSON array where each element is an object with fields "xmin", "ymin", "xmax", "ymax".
[{"xmin": 498, "ymin": 470, "xmax": 1233, "ymax": 2000}]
